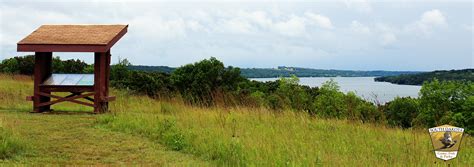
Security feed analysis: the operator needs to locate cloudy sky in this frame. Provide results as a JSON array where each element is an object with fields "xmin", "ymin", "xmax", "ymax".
[{"xmin": 0, "ymin": 0, "xmax": 472, "ymax": 71}]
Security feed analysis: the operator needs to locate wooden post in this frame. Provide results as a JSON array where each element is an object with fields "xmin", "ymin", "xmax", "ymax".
[
  {"xmin": 94, "ymin": 50, "xmax": 111, "ymax": 113},
  {"xmin": 33, "ymin": 52, "xmax": 52, "ymax": 112},
  {"xmin": 105, "ymin": 51, "xmax": 111, "ymax": 110}
]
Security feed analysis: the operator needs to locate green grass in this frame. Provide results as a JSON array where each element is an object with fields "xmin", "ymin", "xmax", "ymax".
[
  {"xmin": 98, "ymin": 103, "xmax": 473, "ymax": 166},
  {"xmin": 0, "ymin": 74, "xmax": 209, "ymax": 165},
  {"xmin": 0, "ymin": 74, "xmax": 473, "ymax": 166},
  {"xmin": 0, "ymin": 122, "xmax": 29, "ymax": 160}
]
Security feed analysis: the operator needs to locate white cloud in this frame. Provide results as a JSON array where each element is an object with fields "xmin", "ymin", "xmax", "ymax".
[
  {"xmin": 130, "ymin": 16, "xmax": 188, "ymax": 40},
  {"xmin": 350, "ymin": 20, "xmax": 370, "ymax": 34},
  {"xmin": 0, "ymin": 1, "xmax": 471, "ymax": 70},
  {"xmin": 237, "ymin": 11, "xmax": 272, "ymax": 28},
  {"xmin": 186, "ymin": 20, "xmax": 206, "ymax": 32},
  {"xmin": 420, "ymin": 9, "xmax": 446, "ymax": 26},
  {"xmin": 405, "ymin": 9, "xmax": 447, "ymax": 35},
  {"xmin": 0, "ymin": 5, "xmax": 77, "ymax": 46},
  {"xmin": 273, "ymin": 15, "xmax": 307, "ymax": 37},
  {"xmin": 305, "ymin": 12, "xmax": 333, "ymax": 29},
  {"xmin": 219, "ymin": 18, "xmax": 254, "ymax": 34},
  {"xmin": 344, "ymin": 0, "xmax": 372, "ymax": 13}
]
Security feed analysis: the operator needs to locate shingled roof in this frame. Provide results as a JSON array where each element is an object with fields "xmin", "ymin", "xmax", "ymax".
[{"xmin": 17, "ymin": 24, "xmax": 128, "ymax": 52}]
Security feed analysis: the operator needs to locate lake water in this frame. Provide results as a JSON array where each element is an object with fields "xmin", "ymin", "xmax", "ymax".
[{"xmin": 251, "ymin": 77, "xmax": 421, "ymax": 104}]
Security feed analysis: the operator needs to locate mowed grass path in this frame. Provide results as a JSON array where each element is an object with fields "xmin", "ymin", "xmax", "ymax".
[{"xmin": 0, "ymin": 110, "xmax": 209, "ymax": 165}]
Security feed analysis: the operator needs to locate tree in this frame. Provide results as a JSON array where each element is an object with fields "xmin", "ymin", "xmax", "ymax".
[
  {"xmin": 313, "ymin": 79, "xmax": 347, "ymax": 118},
  {"xmin": 170, "ymin": 57, "xmax": 245, "ymax": 105},
  {"xmin": 0, "ymin": 58, "xmax": 19, "ymax": 74},
  {"xmin": 1, "ymin": 55, "xmax": 88, "ymax": 75},
  {"xmin": 385, "ymin": 97, "xmax": 420, "ymax": 128},
  {"xmin": 276, "ymin": 75, "xmax": 310, "ymax": 111},
  {"xmin": 110, "ymin": 58, "xmax": 132, "ymax": 86},
  {"xmin": 414, "ymin": 79, "xmax": 474, "ymax": 134}
]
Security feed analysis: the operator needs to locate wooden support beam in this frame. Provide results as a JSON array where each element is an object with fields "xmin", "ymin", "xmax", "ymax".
[
  {"xmin": 94, "ymin": 50, "xmax": 111, "ymax": 113},
  {"xmin": 40, "ymin": 85, "xmax": 94, "ymax": 92},
  {"xmin": 68, "ymin": 92, "xmax": 94, "ymax": 102},
  {"xmin": 37, "ymin": 92, "xmax": 95, "ymax": 107},
  {"xmin": 83, "ymin": 96, "xmax": 94, "ymax": 102},
  {"xmin": 33, "ymin": 52, "xmax": 52, "ymax": 112},
  {"xmin": 104, "ymin": 96, "xmax": 116, "ymax": 102}
]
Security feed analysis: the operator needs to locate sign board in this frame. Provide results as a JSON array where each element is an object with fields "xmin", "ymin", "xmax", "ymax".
[
  {"xmin": 42, "ymin": 74, "xmax": 94, "ymax": 86},
  {"xmin": 428, "ymin": 125, "xmax": 464, "ymax": 161}
]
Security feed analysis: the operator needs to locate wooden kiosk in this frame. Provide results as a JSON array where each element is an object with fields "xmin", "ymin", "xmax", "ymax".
[{"xmin": 17, "ymin": 25, "xmax": 128, "ymax": 113}]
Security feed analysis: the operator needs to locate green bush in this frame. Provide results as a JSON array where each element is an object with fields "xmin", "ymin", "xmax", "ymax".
[
  {"xmin": 313, "ymin": 79, "xmax": 347, "ymax": 118},
  {"xmin": 110, "ymin": 59, "xmax": 173, "ymax": 98},
  {"xmin": 416, "ymin": 79, "xmax": 456, "ymax": 126},
  {"xmin": 458, "ymin": 96, "xmax": 474, "ymax": 134},
  {"xmin": 385, "ymin": 97, "xmax": 420, "ymax": 128},
  {"xmin": 170, "ymin": 57, "xmax": 244, "ymax": 106},
  {"xmin": 52, "ymin": 57, "xmax": 90, "ymax": 74},
  {"xmin": 276, "ymin": 76, "xmax": 311, "ymax": 111},
  {"xmin": 414, "ymin": 79, "xmax": 473, "ymax": 134},
  {"xmin": 0, "ymin": 55, "xmax": 34, "ymax": 75},
  {"xmin": 249, "ymin": 91, "xmax": 266, "ymax": 107}
]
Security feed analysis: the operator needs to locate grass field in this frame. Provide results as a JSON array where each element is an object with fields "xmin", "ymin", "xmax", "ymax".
[{"xmin": 0, "ymin": 74, "xmax": 472, "ymax": 166}]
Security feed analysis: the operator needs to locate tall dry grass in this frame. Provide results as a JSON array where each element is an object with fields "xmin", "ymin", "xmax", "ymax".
[{"xmin": 99, "ymin": 94, "xmax": 473, "ymax": 166}]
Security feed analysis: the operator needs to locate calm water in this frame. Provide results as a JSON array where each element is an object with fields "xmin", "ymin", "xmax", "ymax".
[{"xmin": 251, "ymin": 77, "xmax": 421, "ymax": 103}]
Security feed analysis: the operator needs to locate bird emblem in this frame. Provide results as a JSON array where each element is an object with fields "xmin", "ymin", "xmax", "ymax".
[{"xmin": 438, "ymin": 131, "xmax": 457, "ymax": 150}]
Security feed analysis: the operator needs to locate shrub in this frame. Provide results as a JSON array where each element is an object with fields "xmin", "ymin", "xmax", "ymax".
[
  {"xmin": 0, "ymin": 55, "xmax": 34, "ymax": 75},
  {"xmin": 266, "ymin": 94, "xmax": 285, "ymax": 110},
  {"xmin": 356, "ymin": 101, "xmax": 381, "ymax": 123},
  {"xmin": 414, "ymin": 79, "xmax": 473, "ymax": 132},
  {"xmin": 0, "ymin": 55, "xmax": 89, "ymax": 75},
  {"xmin": 385, "ymin": 97, "xmax": 420, "ymax": 128},
  {"xmin": 249, "ymin": 91, "xmax": 266, "ymax": 107},
  {"xmin": 313, "ymin": 79, "xmax": 347, "ymax": 118},
  {"xmin": 276, "ymin": 76, "xmax": 311, "ymax": 111},
  {"xmin": 170, "ymin": 57, "xmax": 244, "ymax": 106},
  {"xmin": 52, "ymin": 57, "xmax": 89, "ymax": 74}
]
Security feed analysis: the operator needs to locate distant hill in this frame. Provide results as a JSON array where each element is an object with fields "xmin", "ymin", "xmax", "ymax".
[
  {"xmin": 374, "ymin": 69, "xmax": 474, "ymax": 85},
  {"xmin": 240, "ymin": 67, "xmax": 420, "ymax": 78},
  {"xmin": 128, "ymin": 65, "xmax": 421, "ymax": 78},
  {"xmin": 128, "ymin": 65, "xmax": 175, "ymax": 74}
]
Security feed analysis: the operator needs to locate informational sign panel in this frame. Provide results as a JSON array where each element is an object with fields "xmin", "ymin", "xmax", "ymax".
[{"xmin": 42, "ymin": 74, "xmax": 94, "ymax": 86}]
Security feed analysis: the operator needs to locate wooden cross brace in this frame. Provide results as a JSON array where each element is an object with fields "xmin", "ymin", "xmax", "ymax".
[{"xmin": 36, "ymin": 92, "xmax": 95, "ymax": 107}]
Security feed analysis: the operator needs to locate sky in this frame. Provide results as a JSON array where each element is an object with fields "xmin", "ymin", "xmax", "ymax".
[{"xmin": 0, "ymin": 0, "xmax": 472, "ymax": 71}]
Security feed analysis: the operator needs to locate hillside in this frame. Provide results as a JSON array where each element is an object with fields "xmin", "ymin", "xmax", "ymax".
[
  {"xmin": 128, "ymin": 65, "xmax": 420, "ymax": 78},
  {"xmin": 0, "ymin": 75, "xmax": 472, "ymax": 166},
  {"xmin": 375, "ymin": 69, "xmax": 474, "ymax": 85},
  {"xmin": 240, "ymin": 67, "xmax": 420, "ymax": 78}
]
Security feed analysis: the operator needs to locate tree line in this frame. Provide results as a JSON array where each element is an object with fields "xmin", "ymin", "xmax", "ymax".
[
  {"xmin": 1, "ymin": 55, "xmax": 473, "ymax": 134},
  {"xmin": 375, "ymin": 69, "xmax": 474, "ymax": 85},
  {"xmin": 0, "ymin": 55, "xmax": 91, "ymax": 74},
  {"xmin": 125, "ymin": 64, "xmax": 420, "ymax": 78}
]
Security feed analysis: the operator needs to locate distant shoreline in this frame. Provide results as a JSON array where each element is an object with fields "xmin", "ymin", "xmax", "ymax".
[
  {"xmin": 128, "ymin": 65, "xmax": 422, "ymax": 78},
  {"xmin": 374, "ymin": 69, "xmax": 473, "ymax": 86}
]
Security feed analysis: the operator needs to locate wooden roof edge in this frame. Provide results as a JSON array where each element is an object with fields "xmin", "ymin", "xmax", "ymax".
[
  {"xmin": 104, "ymin": 24, "xmax": 128, "ymax": 51},
  {"xmin": 17, "ymin": 44, "xmax": 109, "ymax": 52},
  {"xmin": 17, "ymin": 24, "xmax": 129, "ymax": 45},
  {"xmin": 17, "ymin": 24, "xmax": 128, "ymax": 53}
]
